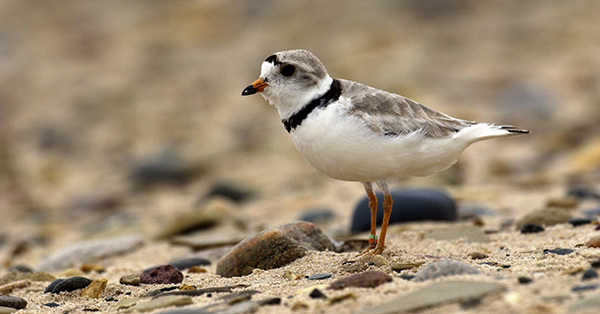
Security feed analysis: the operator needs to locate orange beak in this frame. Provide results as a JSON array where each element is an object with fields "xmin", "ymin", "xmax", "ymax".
[{"xmin": 242, "ymin": 78, "xmax": 268, "ymax": 96}]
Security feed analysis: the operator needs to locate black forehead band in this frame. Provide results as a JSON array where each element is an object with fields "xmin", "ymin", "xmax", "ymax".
[{"xmin": 264, "ymin": 54, "xmax": 282, "ymax": 66}]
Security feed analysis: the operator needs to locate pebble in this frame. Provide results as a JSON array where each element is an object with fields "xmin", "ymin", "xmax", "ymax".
[
  {"xmin": 127, "ymin": 295, "xmax": 192, "ymax": 312},
  {"xmin": 354, "ymin": 280, "xmax": 505, "ymax": 314},
  {"xmin": 572, "ymin": 284, "xmax": 599, "ymax": 292},
  {"xmin": 205, "ymin": 181, "xmax": 254, "ymax": 203},
  {"xmin": 568, "ymin": 186, "xmax": 600, "ymax": 200},
  {"xmin": 120, "ymin": 274, "xmax": 141, "ymax": 286},
  {"xmin": 216, "ymin": 222, "xmax": 335, "ymax": 277},
  {"xmin": 309, "ymin": 288, "xmax": 327, "ymax": 299},
  {"xmin": 591, "ymin": 258, "xmax": 600, "ymax": 268},
  {"xmin": 187, "ymin": 267, "xmax": 207, "ymax": 274},
  {"xmin": 582, "ymin": 268, "xmax": 598, "ymax": 281},
  {"xmin": 0, "ymin": 296, "xmax": 26, "ymax": 310},
  {"xmin": 585, "ymin": 235, "xmax": 600, "ymax": 248},
  {"xmin": 520, "ymin": 223, "xmax": 545, "ymax": 234},
  {"xmin": 543, "ymin": 248, "xmax": 574, "ymax": 255},
  {"xmin": 545, "ymin": 197, "xmax": 579, "ymax": 209},
  {"xmin": 469, "ymin": 252, "xmax": 488, "ymax": 259},
  {"xmin": 425, "ymin": 225, "xmax": 490, "ymax": 243},
  {"xmin": 36, "ymin": 236, "xmax": 144, "ymax": 271},
  {"xmin": 414, "ymin": 260, "xmax": 481, "ymax": 282},
  {"xmin": 391, "ymin": 262, "xmax": 424, "ymax": 272},
  {"xmin": 141, "ymin": 265, "xmax": 183, "ymax": 284},
  {"xmin": 80, "ymin": 278, "xmax": 107, "ymax": 299},
  {"xmin": 131, "ymin": 152, "xmax": 198, "ymax": 187},
  {"xmin": 518, "ymin": 276, "xmax": 533, "ymax": 284},
  {"xmin": 372, "ymin": 255, "xmax": 388, "ymax": 266},
  {"xmin": 44, "ymin": 302, "xmax": 60, "ymax": 308},
  {"xmin": 298, "ymin": 208, "xmax": 335, "ymax": 224},
  {"xmin": 568, "ymin": 218, "xmax": 595, "ymax": 227},
  {"xmin": 351, "ymin": 189, "xmax": 456, "ymax": 232},
  {"xmin": 516, "ymin": 208, "xmax": 572, "ymax": 230},
  {"xmin": 308, "ymin": 273, "xmax": 332, "ymax": 280},
  {"xmin": 45, "ymin": 276, "xmax": 93, "ymax": 294},
  {"xmin": 329, "ymin": 271, "xmax": 392, "ymax": 290},
  {"xmin": 168, "ymin": 257, "xmax": 211, "ymax": 270}
]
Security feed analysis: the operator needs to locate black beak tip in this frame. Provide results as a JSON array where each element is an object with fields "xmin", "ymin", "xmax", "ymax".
[{"xmin": 242, "ymin": 85, "xmax": 256, "ymax": 96}]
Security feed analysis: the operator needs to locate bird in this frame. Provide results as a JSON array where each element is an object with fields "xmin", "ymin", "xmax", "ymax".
[{"xmin": 241, "ymin": 49, "xmax": 529, "ymax": 256}]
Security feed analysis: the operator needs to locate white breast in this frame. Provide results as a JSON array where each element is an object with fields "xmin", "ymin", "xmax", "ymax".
[{"xmin": 289, "ymin": 97, "xmax": 470, "ymax": 182}]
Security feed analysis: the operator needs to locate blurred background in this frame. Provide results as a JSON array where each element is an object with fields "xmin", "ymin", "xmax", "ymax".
[{"xmin": 1, "ymin": 0, "xmax": 599, "ymax": 264}]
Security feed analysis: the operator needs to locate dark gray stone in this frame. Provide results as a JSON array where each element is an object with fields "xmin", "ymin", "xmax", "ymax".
[
  {"xmin": 0, "ymin": 296, "xmax": 26, "ymax": 310},
  {"xmin": 46, "ymin": 276, "xmax": 93, "ymax": 294}
]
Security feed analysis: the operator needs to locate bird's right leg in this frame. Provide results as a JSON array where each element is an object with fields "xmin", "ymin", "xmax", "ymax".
[{"xmin": 356, "ymin": 182, "xmax": 378, "ymax": 256}]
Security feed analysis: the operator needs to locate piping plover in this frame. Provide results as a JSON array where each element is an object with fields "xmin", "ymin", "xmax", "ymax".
[{"xmin": 242, "ymin": 49, "xmax": 529, "ymax": 256}]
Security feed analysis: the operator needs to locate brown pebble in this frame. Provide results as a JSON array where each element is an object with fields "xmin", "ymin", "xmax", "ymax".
[
  {"xmin": 469, "ymin": 252, "xmax": 488, "ymax": 259},
  {"xmin": 329, "ymin": 271, "xmax": 392, "ymax": 290},
  {"xmin": 391, "ymin": 262, "xmax": 424, "ymax": 272},
  {"xmin": 80, "ymin": 263, "xmax": 106, "ymax": 273},
  {"xmin": 546, "ymin": 197, "xmax": 579, "ymax": 209},
  {"xmin": 179, "ymin": 284, "xmax": 196, "ymax": 291},
  {"xmin": 119, "ymin": 274, "xmax": 141, "ymax": 286},
  {"xmin": 187, "ymin": 266, "xmax": 207, "ymax": 274},
  {"xmin": 585, "ymin": 235, "xmax": 600, "ymax": 248},
  {"xmin": 0, "ymin": 295, "xmax": 27, "ymax": 309}
]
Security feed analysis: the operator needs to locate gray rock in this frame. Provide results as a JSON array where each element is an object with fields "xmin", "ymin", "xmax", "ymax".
[
  {"xmin": 0, "ymin": 306, "xmax": 17, "ymax": 314},
  {"xmin": 120, "ymin": 274, "xmax": 141, "ymax": 286},
  {"xmin": 45, "ymin": 276, "xmax": 93, "ymax": 294},
  {"xmin": 0, "ymin": 296, "xmax": 26, "ymax": 310},
  {"xmin": 37, "ymin": 236, "xmax": 144, "ymax": 271},
  {"xmin": 516, "ymin": 208, "xmax": 572, "ymax": 230},
  {"xmin": 355, "ymin": 281, "xmax": 506, "ymax": 313},
  {"xmin": 414, "ymin": 260, "xmax": 481, "ymax": 282},
  {"xmin": 424, "ymin": 225, "xmax": 490, "ymax": 243}
]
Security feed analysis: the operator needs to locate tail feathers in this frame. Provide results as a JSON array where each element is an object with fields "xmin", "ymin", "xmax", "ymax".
[{"xmin": 457, "ymin": 123, "xmax": 530, "ymax": 143}]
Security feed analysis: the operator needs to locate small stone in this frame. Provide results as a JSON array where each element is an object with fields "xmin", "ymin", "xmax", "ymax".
[
  {"xmin": 309, "ymin": 288, "xmax": 327, "ymax": 299},
  {"xmin": 46, "ymin": 276, "xmax": 93, "ymax": 294},
  {"xmin": 283, "ymin": 270, "xmax": 301, "ymax": 281},
  {"xmin": 572, "ymin": 284, "xmax": 599, "ymax": 292},
  {"xmin": 205, "ymin": 182, "xmax": 253, "ymax": 203},
  {"xmin": 216, "ymin": 222, "xmax": 335, "ymax": 277},
  {"xmin": 585, "ymin": 235, "xmax": 600, "ymax": 248},
  {"xmin": 520, "ymin": 223, "xmax": 544, "ymax": 234},
  {"xmin": 591, "ymin": 258, "xmax": 600, "ymax": 268},
  {"xmin": 329, "ymin": 271, "xmax": 392, "ymax": 290},
  {"xmin": 326, "ymin": 292, "xmax": 356, "ymax": 305},
  {"xmin": 80, "ymin": 263, "xmax": 106, "ymax": 273},
  {"xmin": 179, "ymin": 284, "xmax": 196, "ymax": 291},
  {"xmin": 309, "ymin": 273, "xmax": 332, "ymax": 280},
  {"xmin": 81, "ymin": 278, "xmax": 108, "ymax": 299},
  {"xmin": 372, "ymin": 255, "xmax": 388, "ymax": 266},
  {"xmin": 582, "ymin": 269, "xmax": 599, "ymax": 281},
  {"xmin": 568, "ymin": 218, "xmax": 595, "ymax": 227},
  {"xmin": 120, "ymin": 274, "xmax": 141, "ymax": 286},
  {"xmin": 141, "ymin": 265, "xmax": 183, "ymax": 284},
  {"xmin": 518, "ymin": 276, "xmax": 533, "ymax": 284},
  {"xmin": 351, "ymin": 189, "xmax": 456, "ymax": 232},
  {"xmin": 469, "ymin": 252, "xmax": 488, "ymax": 259},
  {"xmin": 391, "ymin": 262, "xmax": 424, "ymax": 272},
  {"xmin": 105, "ymin": 296, "xmax": 115, "ymax": 302},
  {"xmin": 44, "ymin": 302, "xmax": 60, "ymax": 308},
  {"xmin": 0, "ymin": 296, "xmax": 27, "ymax": 310},
  {"xmin": 543, "ymin": 248, "xmax": 574, "ymax": 255},
  {"xmin": 187, "ymin": 267, "xmax": 207, "ymax": 274},
  {"xmin": 516, "ymin": 208, "xmax": 572, "ymax": 230},
  {"xmin": 0, "ymin": 306, "xmax": 16, "ymax": 313},
  {"xmin": 546, "ymin": 197, "xmax": 579, "ymax": 209},
  {"xmin": 414, "ymin": 260, "xmax": 481, "ymax": 282}
]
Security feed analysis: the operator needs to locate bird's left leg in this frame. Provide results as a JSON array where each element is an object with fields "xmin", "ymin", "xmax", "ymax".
[
  {"xmin": 356, "ymin": 182, "xmax": 378, "ymax": 256},
  {"xmin": 373, "ymin": 180, "xmax": 393, "ymax": 256}
]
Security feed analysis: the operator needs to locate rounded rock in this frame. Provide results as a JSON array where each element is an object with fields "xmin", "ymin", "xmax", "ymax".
[
  {"xmin": 0, "ymin": 296, "xmax": 27, "ymax": 310},
  {"xmin": 119, "ymin": 274, "xmax": 141, "ymax": 286},
  {"xmin": 351, "ymin": 189, "xmax": 456, "ymax": 232},
  {"xmin": 47, "ymin": 276, "xmax": 93, "ymax": 294},
  {"xmin": 141, "ymin": 265, "xmax": 183, "ymax": 284},
  {"xmin": 414, "ymin": 260, "xmax": 481, "ymax": 282},
  {"xmin": 520, "ymin": 223, "xmax": 544, "ymax": 234}
]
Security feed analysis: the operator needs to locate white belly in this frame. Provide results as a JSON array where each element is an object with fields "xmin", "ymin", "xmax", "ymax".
[{"xmin": 289, "ymin": 105, "xmax": 469, "ymax": 182}]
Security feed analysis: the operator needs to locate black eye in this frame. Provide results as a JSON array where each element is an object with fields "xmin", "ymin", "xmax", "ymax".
[{"xmin": 280, "ymin": 64, "xmax": 296, "ymax": 77}]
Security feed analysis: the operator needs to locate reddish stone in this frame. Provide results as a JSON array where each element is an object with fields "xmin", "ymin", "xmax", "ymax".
[{"xmin": 140, "ymin": 265, "xmax": 183, "ymax": 284}]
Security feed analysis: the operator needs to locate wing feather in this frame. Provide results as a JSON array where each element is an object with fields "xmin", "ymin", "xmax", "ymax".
[{"xmin": 340, "ymin": 79, "xmax": 474, "ymax": 138}]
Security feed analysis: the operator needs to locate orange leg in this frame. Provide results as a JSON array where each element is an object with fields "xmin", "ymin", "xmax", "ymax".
[
  {"xmin": 373, "ymin": 188, "xmax": 392, "ymax": 255},
  {"xmin": 356, "ymin": 182, "xmax": 378, "ymax": 256}
]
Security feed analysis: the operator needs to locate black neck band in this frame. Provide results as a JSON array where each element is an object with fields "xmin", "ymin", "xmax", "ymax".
[{"xmin": 282, "ymin": 79, "xmax": 342, "ymax": 132}]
